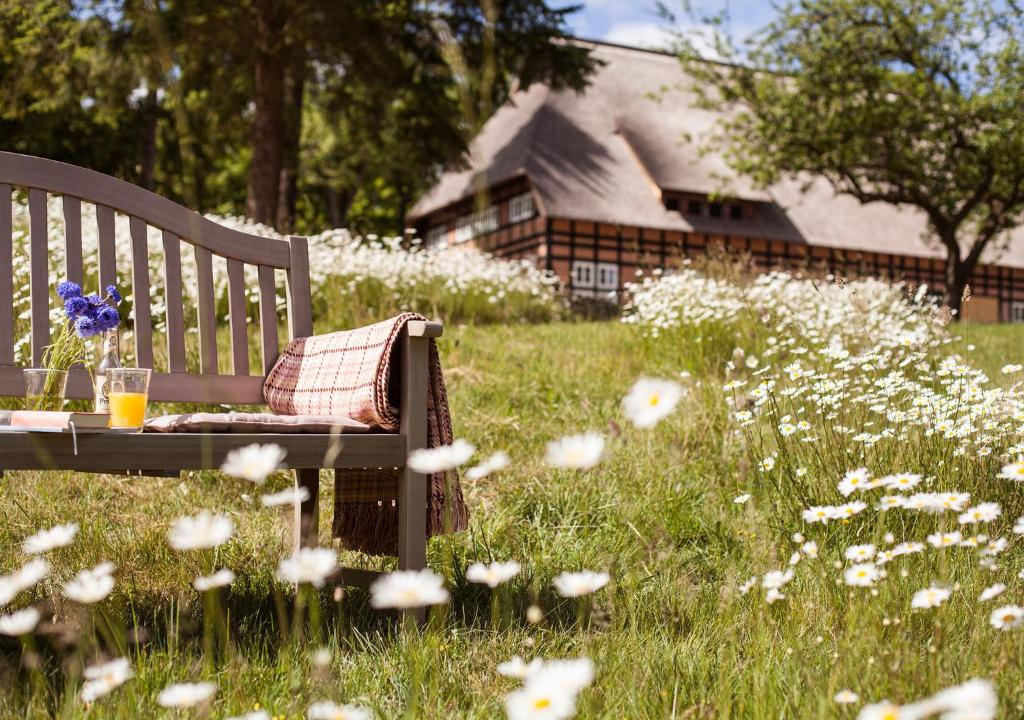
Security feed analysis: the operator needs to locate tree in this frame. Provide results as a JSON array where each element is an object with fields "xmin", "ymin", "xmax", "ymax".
[
  {"xmin": 176, "ymin": 0, "xmax": 594, "ymax": 231},
  {"xmin": 672, "ymin": 0, "xmax": 1024, "ymax": 316}
]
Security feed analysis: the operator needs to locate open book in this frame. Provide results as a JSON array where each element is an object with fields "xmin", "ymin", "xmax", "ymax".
[{"xmin": 0, "ymin": 410, "xmax": 111, "ymax": 432}]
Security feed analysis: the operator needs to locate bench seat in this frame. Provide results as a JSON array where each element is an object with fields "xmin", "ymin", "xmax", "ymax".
[{"xmin": 0, "ymin": 431, "xmax": 405, "ymax": 473}]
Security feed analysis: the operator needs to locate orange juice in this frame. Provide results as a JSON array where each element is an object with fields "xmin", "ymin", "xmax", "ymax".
[{"xmin": 109, "ymin": 391, "xmax": 148, "ymax": 428}]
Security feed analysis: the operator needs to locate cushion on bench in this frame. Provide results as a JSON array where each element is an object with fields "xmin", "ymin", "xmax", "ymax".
[{"xmin": 144, "ymin": 412, "xmax": 371, "ymax": 434}]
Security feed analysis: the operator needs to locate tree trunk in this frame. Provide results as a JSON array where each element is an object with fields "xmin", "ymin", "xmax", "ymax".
[
  {"xmin": 324, "ymin": 187, "xmax": 354, "ymax": 229},
  {"xmin": 275, "ymin": 44, "xmax": 306, "ymax": 233},
  {"xmin": 246, "ymin": 4, "xmax": 289, "ymax": 226}
]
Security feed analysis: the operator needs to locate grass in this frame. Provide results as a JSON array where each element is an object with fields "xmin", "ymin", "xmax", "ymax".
[{"xmin": 0, "ymin": 319, "xmax": 1022, "ymax": 718}]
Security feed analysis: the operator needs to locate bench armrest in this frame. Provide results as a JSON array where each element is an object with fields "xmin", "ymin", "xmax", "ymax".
[{"xmin": 407, "ymin": 320, "xmax": 443, "ymax": 338}]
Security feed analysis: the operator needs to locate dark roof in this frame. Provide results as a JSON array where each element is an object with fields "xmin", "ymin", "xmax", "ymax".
[{"xmin": 409, "ymin": 40, "xmax": 1024, "ymax": 268}]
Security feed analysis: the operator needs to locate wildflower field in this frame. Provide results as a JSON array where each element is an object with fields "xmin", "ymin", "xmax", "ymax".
[{"xmin": 2, "ymin": 242, "xmax": 1024, "ymax": 718}]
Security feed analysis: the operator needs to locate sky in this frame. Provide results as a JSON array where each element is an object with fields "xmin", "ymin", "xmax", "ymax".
[{"xmin": 567, "ymin": 0, "xmax": 778, "ymax": 49}]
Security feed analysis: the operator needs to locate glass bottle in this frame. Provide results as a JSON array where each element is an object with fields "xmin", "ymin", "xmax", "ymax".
[{"xmin": 94, "ymin": 329, "xmax": 121, "ymax": 414}]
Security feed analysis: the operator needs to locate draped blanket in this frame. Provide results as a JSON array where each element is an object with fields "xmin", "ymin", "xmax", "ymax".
[{"xmin": 263, "ymin": 312, "xmax": 469, "ymax": 556}]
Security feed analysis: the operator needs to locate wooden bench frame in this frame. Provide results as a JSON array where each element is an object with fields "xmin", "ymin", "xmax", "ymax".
[{"xmin": 0, "ymin": 152, "xmax": 435, "ymax": 587}]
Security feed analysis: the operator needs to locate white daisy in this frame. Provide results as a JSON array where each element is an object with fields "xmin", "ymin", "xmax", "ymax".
[
  {"xmin": 156, "ymin": 681, "xmax": 217, "ymax": 708},
  {"xmin": 0, "ymin": 606, "xmax": 41, "ymax": 636},
  {"xmin": 465, "ymin": 451, "xmax": 510, "ymax": 480},
  {"xmin": 407, "ymin": 439, "xmax": 475, "ymax": 474},
  {"xmin": 167, "ymin": 511, "xmax": 234, "ymax": 550},
  {"xmin": 844, "ymin": 544, "xmax": 877, "ymax": 562},
  {"xmin": 833, "ymin": 689, "xmax": 859, "ymax": 704},
  {"xmin": 221, "ymin": 443, "xmax": 287, "ymax": 484},
  {"xmin": 552, "ymin": 570, "xmax": 610, "ymax": 598},
  {"xmin": 622, "ymin": 377, "xmax": 685, "ymax": 428},
  {"xmin": 80, "ymin": 658, "xmax": 133, "ymax": 702},
  {"xmin": 194, "ymin": 569, "xmax": 236, "ymax": 592},
  {"xmin": 990, "ymin": 604, "xmax": 1024, "ymax": 630},
  {"xmin": 0, "ymin": 558, "xmax": 50, "ymax": 605},
  {"xmin": 465, "ymin": 561, "xmax": 521, "ymax": 588},
  {"xmin": 261, "ymin": 487, "xmax": 311, "ymax": 507},
  {"xmin": 63, "ymin": 563, "xmax": 116, "ymax": 604},
  {"xmin": 544, "ymin": 433, "xmax": 605, "ymax": 470},
  {"xmin": 497, "ymin": 656, "xmax": 544, "ymax": 679},
  {"xmin": 370, "ymin": 569, "xmax": 449, "ymax": 609},
  {"xmin": 979, "ymin": 583, "xmax": 1006, "ymax": 602},
  {"xmin": 844, "ymin": 563, "xmax": 880, "ymax": 587},
  {"xmin": 277, "ymin": 548, "xmax": 338, "ymax": 587},
  {"xmin": 911, "ymin": 586, "xmax": 951, "ymax": 610},
  {"xmin": 22, "ymin": 523, "xmax": 79, "ymax": 555},
  {"xmin": 307, "ymin": 701, "xmax": 373, "ymax": 720}
]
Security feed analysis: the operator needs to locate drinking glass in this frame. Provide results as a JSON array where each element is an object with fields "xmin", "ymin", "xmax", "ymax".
[
  {"xmin": 24, "ymin": 368, "xmax": 68, "ymax": 411},
  {"xmin": 107, "ymin": 368, "xmax": 151, "ymax": 429}
]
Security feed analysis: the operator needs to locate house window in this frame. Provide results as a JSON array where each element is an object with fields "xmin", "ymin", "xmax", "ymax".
[
  {"xmin": 571, "ymin": 260, "xmax": 595, "ymax": 288},
  {"xmin": 425, "ymin": 225, "xmax": 447, "ymax": 249},
  {"xmin": 508, "ymin": 192, "xmax": 535, "ymax": 223},
  {"xmin": 453, "ymin": 205, "xmax": 499, "ymax": 243},
  {"xmin": 1012, "ymin": 302, "xmax": 1024, "ymax": 323},
  {"xmin": 665, "ymin": 196, "xmax": 680, "ymax": 212},
  {"xmin": 709, "ymin": 202, "xmax": 723, "ymax": 218},
  {"xmin": 729, "ymin": 204, "xmax": 744, "ymax": 220},
  {"xmin": 597, "ymin": 262, "xmax": 619, "ymax": 291},
  {"xmin": 687, "ymin": 200, "xmax": 702, "ymax": 215}
]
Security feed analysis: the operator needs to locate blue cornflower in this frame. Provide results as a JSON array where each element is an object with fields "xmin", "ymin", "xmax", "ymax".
[
  {"xmin": 106, "ymin": 285, "xmax": 122, "ymax": 304},
  {"xmin": 85, "ymin": 293, "xmax": 102, "ymax": 307},
  {"xmin": 95, "ymin": 305, "xmax": 120, "ymax": 331},
  {"xmin": 74, "ymin": 315, "xmax": 99, "ymax": 338},
  {"xmin": 63, "ymin": 296, "xmax": 89, "ymax": 319},
  {"xmin": 57, "ymin": 281, "xmax": 82, "ymax": 299}
]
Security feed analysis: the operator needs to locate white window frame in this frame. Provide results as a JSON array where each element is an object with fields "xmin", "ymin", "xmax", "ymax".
[
  {"xmin": 571, "ymin": 260, "xmax": 595, "ymax": 288},
  {"xmin": 1012, "ymin": 301, "xmax": 1024, "ymax": 323},
  {"xmin": 452, "ymin": 205, "xmax": 498, "ymax": 244},
  {"xmin": 453, "ymin": 215, "xmax": 474, "ymax": 244},
  {"xmin": 596, "ymin": 262, "xmax": 619, "ymax": 291},
  {"xmin": 508, "ymin": 192, "xmax": 535, "ymax": 223},
  {"xmin": 424, "ymin": 225, "xmax": 447, "ymax": 249}
]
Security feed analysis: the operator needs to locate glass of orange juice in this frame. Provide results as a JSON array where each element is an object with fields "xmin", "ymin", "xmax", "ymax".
[{"xmin": 107, "ymin": 368, "xmax": 151, "ymax": 430}]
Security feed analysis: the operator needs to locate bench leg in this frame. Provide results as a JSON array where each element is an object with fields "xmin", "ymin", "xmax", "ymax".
[
  {"xmin": 293, "ymin": 468, "xmax": 320, "ymax": 551},
  {"xmin": 398, "ymin": 464, "xmax": 428, "ymax": 625}
]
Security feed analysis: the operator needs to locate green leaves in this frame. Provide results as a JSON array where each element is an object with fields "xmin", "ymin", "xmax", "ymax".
[{"xmin": 679, "ymin": 0, "xmax": 1024, "ymax": 309}]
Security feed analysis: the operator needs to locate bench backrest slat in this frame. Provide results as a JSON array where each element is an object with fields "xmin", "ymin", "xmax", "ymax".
[
  {"xmin": 129, "ymin": 216, "xmax": 154, "ymax": 369},
  {"xmin": 194, "ymin": 244, "xmax": 218, "ymax": 375},
  {"xmin": 161, "ymin": 230, "xmax": 187, "ymax": 373},
  {"xmin": 257, "ymin": 265, "xmax": 279, "ymax": 375},
  {"xmin": 29, "ymin": 189, "xmax": 49, "ymax": 365},
  {"xmin": 96, "ymin": 204, "xmax": 117, "ymax": 298},
  {"xmin": 0, "ymin": 183, "xmax": 12, "ymax": 365},
  {"xmin": 0, "ymin": 152, "xmax": 314, "ymax": 405},
  {"xmin": 226, "ymin": 258, "xmax": 249, "ymax": 376},
  {"xmin": 62, "ymin": 196, "xmax": 83, "ymax": 287},
  {"xmin": 286, "ymin": 235, "xmax": 313, "ymax": 339}
]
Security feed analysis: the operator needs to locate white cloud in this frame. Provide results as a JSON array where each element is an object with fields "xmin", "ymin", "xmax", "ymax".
[{"xmin": 603, "ymin": 21, "xmax": 676, "ymax": 49}]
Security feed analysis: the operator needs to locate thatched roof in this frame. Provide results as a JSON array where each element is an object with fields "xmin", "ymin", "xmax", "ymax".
[{"xmin": 409, "ymin": 40, "xmax": 1024, "ymax": 268}]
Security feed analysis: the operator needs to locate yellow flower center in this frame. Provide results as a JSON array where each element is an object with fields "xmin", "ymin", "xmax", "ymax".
[
  {"xmin": 648, "ymin": 394, "xmax": 660, "ymax": 406},
  {"xmin": 534, "ymin": 698, "xmax": 552, "ymax": 710}
]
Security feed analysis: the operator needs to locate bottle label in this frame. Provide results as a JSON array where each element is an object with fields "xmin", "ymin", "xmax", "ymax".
[{"xmin": 95, "ymin": 375, "xmax": 110, "ymax": 414}]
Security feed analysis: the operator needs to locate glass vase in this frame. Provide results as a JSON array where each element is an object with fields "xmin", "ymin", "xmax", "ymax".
[{"xmin": 24, "ymin": 369, "xmax": 69, "ymax": 412}]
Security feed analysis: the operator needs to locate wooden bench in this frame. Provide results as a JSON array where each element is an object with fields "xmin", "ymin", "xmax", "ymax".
[{"xmin": 0, "ymin": 151, "xmax": 434, "ymax": 587}]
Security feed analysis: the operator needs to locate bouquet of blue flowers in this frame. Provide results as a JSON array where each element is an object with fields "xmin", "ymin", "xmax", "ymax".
[{"xmin": 41, "ymin": 282, "xmax": 122, "ymax": 372}]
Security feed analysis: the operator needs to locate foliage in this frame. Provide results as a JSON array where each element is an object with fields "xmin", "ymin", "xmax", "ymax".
[
  {"xmin": 670, "ymin": 0, "xmax": 1024, "ymax": 315},
  {"xmin": 0, "ymin": 1, "xmax": 597, "ymax": 234}
]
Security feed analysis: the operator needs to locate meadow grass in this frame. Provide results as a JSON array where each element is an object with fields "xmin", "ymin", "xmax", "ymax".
[{"xmin": 0, "ymin": 318, "xmax": 1022, "ymax": 718}]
